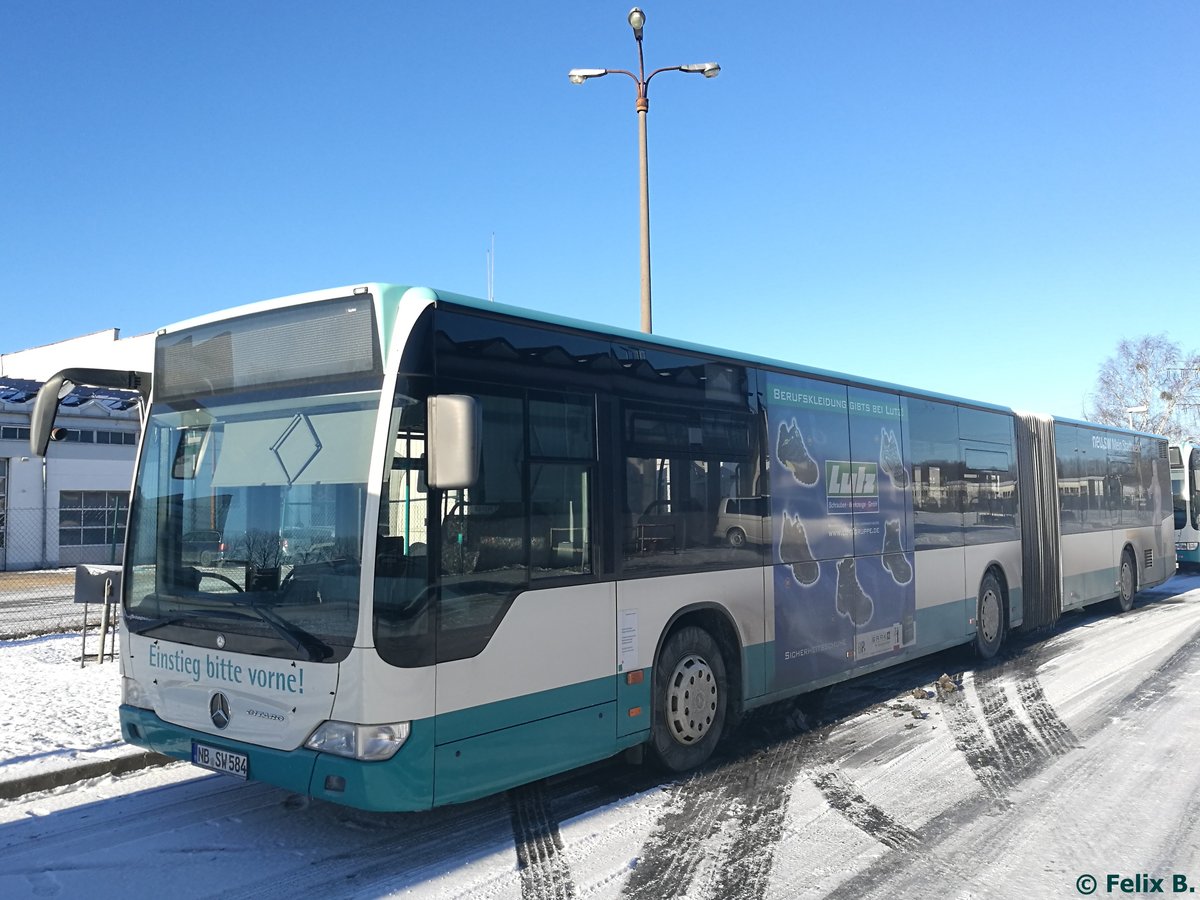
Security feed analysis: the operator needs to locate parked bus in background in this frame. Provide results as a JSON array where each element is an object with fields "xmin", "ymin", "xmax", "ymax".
[
  {"xmin": 30, "ymin": 284, "xmax": 1175, "ymax": 812},
  {"xmin": 1170, "ymin": 442, "xmax": 1200, "ymax": 569}
]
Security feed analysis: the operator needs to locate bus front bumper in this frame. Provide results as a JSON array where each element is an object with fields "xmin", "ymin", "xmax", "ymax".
[{"xmin": 119, "ymin": 705, "xmax": 435, "ymax": 812}]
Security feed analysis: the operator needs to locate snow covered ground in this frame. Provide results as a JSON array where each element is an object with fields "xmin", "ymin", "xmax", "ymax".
[
  {"xmin": 0, "ymin": 631, "xmax": 128, "ymax": 790},
  {"xmin": 2, "ymin": 575, "xmax": 1200, "ymax": 899}
]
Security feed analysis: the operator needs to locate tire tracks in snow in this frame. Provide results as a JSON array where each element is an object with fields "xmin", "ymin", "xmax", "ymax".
[
  {"xmin": 509, "ymin": 781, "xmax": 576, "ymax": 900},
  {"xmin": 622, "ymin": 705, "xmax": 933, "ymax": 900},
  {"xmin": 808, "ymin": 766, "xmax": 920, "ymax": 851},
  {"xmin": 819, "ymin": 612, "xmax": 1200, "ymax": 900},
  {"xmin": 939, "ymin": 655, "xmax": 1079, "ymax": 806},
  {"xmin": 622, "ymin": 714, "xmax": 825, "ymax": 900}
]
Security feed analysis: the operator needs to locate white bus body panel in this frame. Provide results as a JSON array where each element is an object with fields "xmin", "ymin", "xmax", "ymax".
[
  {"xmin": 613, "ymin": 567, "xmax": 766, "ymax": 671},
  {"xmin": 124, "ymin": 632, "xmax": 339, "ymax": 750},
  {"xmin": 913, "ymin": 547, "xmax": 967, "ymax": 613},
  {"xmin": 434, "ymin": 582, "xmax": 616, "ymax": 717},
  {"xmin": 965, "ymin": 539, "xmax": 1024, "ymax": 625},
  {"xmin": 331, "ymin": 647, "xmax": 436, "ymax": 724}
]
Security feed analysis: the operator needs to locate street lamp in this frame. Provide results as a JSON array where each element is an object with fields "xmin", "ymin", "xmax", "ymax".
[
  {"xmin": 1126, "ymin": 405, "xmax": 1149, "ymax": 429},
  {"xmin": 568, "ymin": 8, "xmax": 719, "ymax": 334}
]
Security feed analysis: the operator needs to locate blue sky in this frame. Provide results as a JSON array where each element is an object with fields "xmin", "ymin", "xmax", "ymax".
[{"xmin": 2, "ymin": 1, "xmax": 1196, "ymax": 420}]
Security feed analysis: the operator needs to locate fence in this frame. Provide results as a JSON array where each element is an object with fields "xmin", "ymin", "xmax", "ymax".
[{"xmin": 1, "ymin": 506, "xmax": 123, "ymax": 638}]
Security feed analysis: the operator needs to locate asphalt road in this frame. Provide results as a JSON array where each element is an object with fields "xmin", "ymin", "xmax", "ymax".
[{"xmin": 0, "ymin": 570, "xmax": 87, "ymax": 637}]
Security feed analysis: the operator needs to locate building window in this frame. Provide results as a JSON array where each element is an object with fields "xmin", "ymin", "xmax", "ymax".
[{"xmin": 59, "ymin": 490, "xmax": 129, "ymax": 547}]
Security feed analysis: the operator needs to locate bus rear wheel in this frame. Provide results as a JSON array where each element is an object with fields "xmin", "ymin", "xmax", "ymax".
[
  {"xmin": 1111, "ymin": 549, "xmax": 1137, "ymax": 613},
  {"xmin": 650, "ymin": 625, "xmax": 727, "ymax": 773},
  {"xmin": 975, "ymin": 571, "xmax": 1005, "ymax": 659}
]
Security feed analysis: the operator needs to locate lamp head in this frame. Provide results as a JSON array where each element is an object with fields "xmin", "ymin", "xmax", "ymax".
[
  {"xmin": 568, "ymin": 68, "xmax": 607, "ymax": 84},
  {"xmin": 628, "ymin": 7, "xmax": 645, "ymax": 41},
  {"xmin": 680, "ymin": 62, "xmax": 721, "ymax": 78}
]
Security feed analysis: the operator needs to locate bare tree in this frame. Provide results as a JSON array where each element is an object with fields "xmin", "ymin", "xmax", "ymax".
[{"xmin": 1087, "ymin": 334, "xmax": 1200, "ymax": 440}]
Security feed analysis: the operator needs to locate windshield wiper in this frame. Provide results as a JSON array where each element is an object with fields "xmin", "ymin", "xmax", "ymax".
[
  {"xmin": 231, "ymin": 597, "xmax": 334, "ymax": 662},
  {"xmin": 128, "ymin": 601, "xmax": 334, "ymax": 662},
  {"xmin": 129, "ymin": 608, "xmax": 257, "ymax": 632}
]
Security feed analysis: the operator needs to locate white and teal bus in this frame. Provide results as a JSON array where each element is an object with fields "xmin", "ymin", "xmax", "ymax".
[
  {"xmin": 31, "ymin": 284, "xmax": 1174, "ymax": 811},
  {"xmin": 1170, "ymin": 443, "xmax": 1200, "ymax": 569}
]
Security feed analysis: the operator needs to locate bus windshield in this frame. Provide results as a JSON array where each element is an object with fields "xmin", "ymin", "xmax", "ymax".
[{"xmin": 124, "ymin": 386, "xmax": 381, "ymax": 661}]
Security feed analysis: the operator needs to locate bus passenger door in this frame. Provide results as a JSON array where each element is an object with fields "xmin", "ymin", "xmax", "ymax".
[{"xmin": 428, "ymin": 390, "xmax": 616, "ymax": 805}]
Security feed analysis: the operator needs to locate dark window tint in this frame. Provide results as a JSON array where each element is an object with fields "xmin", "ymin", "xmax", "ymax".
[
  {"xmin": 436, "ymin": 390, "xmax": 597, "ymax": 662},
  {"xmin": 963, "ymin": 446, "xmax": 1018, "ymax": 544},
  {"xmin": 1055, "ymin": 424, "xmax": 1083, "ymax": 534},
  {"xmin": 621, "ymin": 397, "xmax": 763, "ymax": 575},
  {"xmin": 959, "ymin": 408, "xmax": 1013, "ymax": 444},
  {"xmin": 530, "ymin": 462, "xmax": 592, "ymax": 580},
  {"xmin": 435, "ymin": 309, "xmax": 614, "ymax": 388},
  {"xmin": 1190, "ymin": 451, "xmax": 1200, "ymax": 531},
  {"xmin": 960, "ymin": 410, "xmax": 1018, "ymax": 545},
  {"xmin": 907, "ymin": 400, "xmax": 963, "ymax": 547},
  {"xmin": 373, "ymin": 377, "xmax": 434, "ymax": 668},
  {"xmin": 529, "ymin": 393, "xmax": 594, "ymax": 459}
]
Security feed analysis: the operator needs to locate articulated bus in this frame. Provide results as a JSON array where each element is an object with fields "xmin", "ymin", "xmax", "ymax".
[
  {"xmin": 1170, "ymin": 443, "xmax": 1200, "ymax": 568},
  {"xmin": 31, "ymin": 284, "xmax": 1174, "ymax": 812}
]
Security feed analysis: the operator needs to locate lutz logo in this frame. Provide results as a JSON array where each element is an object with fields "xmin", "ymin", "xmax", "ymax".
[{"xmin": 825, "ymin": 461, "xmax": 879, "ymax": 514}]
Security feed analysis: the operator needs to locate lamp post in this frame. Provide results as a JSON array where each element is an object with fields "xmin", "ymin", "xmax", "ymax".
[
  {"xmin": 1126, "ymin": 405, "xmax": 1149, "ymax": 430},
  {"xmin": 569, "ymin": 8, "xmax": 719, "ymax": 334}
]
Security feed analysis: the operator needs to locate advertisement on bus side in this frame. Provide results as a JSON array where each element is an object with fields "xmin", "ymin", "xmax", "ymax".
[{"xmin": 766, "ymin": 375, "xmax": 917, "ymax": 689}]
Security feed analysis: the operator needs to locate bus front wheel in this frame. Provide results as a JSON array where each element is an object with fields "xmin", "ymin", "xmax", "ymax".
[{"xmin": 650, "ymin": 625, "xmax": 727, "ymax": 773}]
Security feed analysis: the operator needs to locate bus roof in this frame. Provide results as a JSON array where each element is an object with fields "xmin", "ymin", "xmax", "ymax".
[
  {"xmin": 156, "ymin": 281, "xmax": 1159, "ymax": 437},
  {"xmin": 428, "ymin": 288, "xmax": 1020, "ymax": 416}
]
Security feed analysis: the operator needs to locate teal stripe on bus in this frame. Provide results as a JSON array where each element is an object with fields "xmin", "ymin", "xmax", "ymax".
[
  {"xmin": 1063, "ymin": 567, "xmax": 1119, "ymax": 608},
  {"xmin": 433, "ymin": 702, "xmax": 627, "ymax": 807},
  {"xmin": 435, "ymin": 674, "xmax": 615, "ymax": 745}
]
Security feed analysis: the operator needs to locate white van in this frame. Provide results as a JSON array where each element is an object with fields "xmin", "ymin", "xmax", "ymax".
[{"xmin": 714, "ymin": 496, "xmax": 770, "ymax": 547}]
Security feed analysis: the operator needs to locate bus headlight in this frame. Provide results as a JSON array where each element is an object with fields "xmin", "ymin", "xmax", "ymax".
[
  {"xmin": 304, "ymin": 721, "xmax": 411, "ymax": 761},
  {"xmin": 122, "ymin": 676, "xmax": 150, "ymax": 709},
  {"xmin": 1177, "ymin": 542, "xmax": 1199, "ymax": 552}
]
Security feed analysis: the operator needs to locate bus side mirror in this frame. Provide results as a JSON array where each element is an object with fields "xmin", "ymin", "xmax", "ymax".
[
  {"xmin": 30, "ymin": 372, "xmax": 74, "ymax": 457},
  {"xmin": 30, "ymin": 367, "xmax": 150, "ymax": 457},
  {"xmin": 427, "ymin": 395, "xmax": 480, "ymax": 489}
]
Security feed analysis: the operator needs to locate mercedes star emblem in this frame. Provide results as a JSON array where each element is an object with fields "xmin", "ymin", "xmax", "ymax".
[{"xmin": 210, "ymin": 691, "xmax": 231, "ymax": 729}]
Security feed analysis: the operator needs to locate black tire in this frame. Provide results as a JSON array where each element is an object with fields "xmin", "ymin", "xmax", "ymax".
[
  {"xmin": 726, "ymin": 527, "xmax": 747, "ymax": 548},
  {"xmin": 650, "ymin": 625, "xmax": 728, "ymax": 773},
  {"xmin": 975, "ymin": 570, "xmax": 1005, "ymax": 659},
  {"xmin": 1111, "ymin": 548, "xmax": 1137, "ymax": 613}
]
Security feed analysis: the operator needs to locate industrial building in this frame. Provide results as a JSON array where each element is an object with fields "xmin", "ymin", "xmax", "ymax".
[{"xmin": 0, "ymin": 329, "xmax": 153, "ymax": 570}]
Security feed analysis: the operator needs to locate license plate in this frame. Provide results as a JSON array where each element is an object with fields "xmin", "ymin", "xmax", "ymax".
[{"xmin": 192, "ymin": 741, "xmax": 249, "ymax": 780}]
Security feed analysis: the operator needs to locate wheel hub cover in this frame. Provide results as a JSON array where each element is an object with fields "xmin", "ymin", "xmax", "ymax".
[
  {"xmin": 667, "ymin": 654, "xmax": 718, "ymax": 745},
  {"xmin": 981, "ymin": 590, "xmax": 1001, "ymax": 642}
]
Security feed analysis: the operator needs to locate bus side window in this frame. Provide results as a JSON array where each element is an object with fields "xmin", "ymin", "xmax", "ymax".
[{"xmin": 434, "ymin": 390, "xmax": 598, "ymax": 662}]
